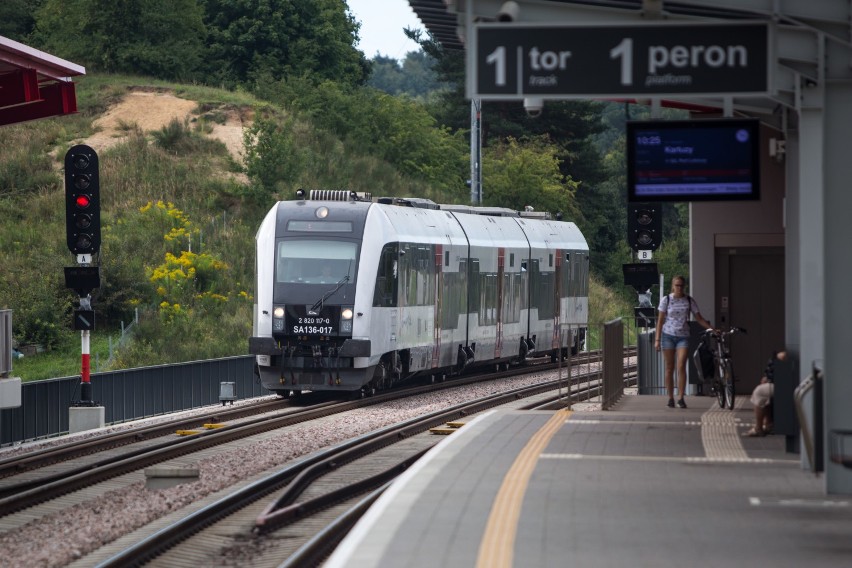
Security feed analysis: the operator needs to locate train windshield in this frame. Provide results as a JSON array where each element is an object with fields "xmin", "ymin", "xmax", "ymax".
[{"xmin": 276, "ymin": 240, "xmax": 358, "ymax": 284}]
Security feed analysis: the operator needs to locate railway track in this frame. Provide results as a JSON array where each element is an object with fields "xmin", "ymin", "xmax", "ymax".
[
  {"xmin": 0, "ymin": 349, "xmax": 614, "ymax": 509},
  {"xmin": 0, "ymin": 349, "xmax": 634, "ymax": 566},
  {"xmin": 89, "ymin": 363, "xmax": 636, "ymax": 567},
  {"xmin": 0, "ymin": 398, "xmax": 291, "ymax": 482}
]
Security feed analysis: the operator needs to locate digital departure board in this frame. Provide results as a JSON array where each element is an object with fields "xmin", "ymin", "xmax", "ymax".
[{"xmin": 627, "ymin": 119, "xmax": 760, "ymax": 202}]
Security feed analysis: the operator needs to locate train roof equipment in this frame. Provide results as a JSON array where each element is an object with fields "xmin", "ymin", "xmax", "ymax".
[{"xmin": 294, "ymin": 189, "xmax": 564, "ymax": 222}]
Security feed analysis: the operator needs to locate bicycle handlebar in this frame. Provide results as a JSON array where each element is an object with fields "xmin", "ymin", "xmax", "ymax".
[{"xmin": 701, "ymin": 326, "xmax": 747, "ymax": 337}]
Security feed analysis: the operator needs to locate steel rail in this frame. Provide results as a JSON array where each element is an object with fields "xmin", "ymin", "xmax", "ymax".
[
  {"xmin": 95, "ymin": 365, "xmax": 630, "ymax": 568},
  {"xmin": 0, "ymin": 349, "xmax": 619, "ymax": 516},
  {"xmin": 0, "ymin": 398, "xmax": 290, "ymax": 479}
]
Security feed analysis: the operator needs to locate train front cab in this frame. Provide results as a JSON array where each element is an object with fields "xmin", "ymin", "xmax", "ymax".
[{"xmin": 251, "ymin": 199, "xmax": 376, "ymax": 396}]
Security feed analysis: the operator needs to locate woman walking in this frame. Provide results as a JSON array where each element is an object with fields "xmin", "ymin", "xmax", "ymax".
[{"xmin": 655, "ymin": 276, "xmax": 714, "ymax": 408}]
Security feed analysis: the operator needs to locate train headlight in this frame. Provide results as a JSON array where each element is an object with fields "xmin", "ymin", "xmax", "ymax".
[
  {"xmin": 272, "ymin": 306, "xmax": 285, "ymax": 332},
  {"xmin": 340, "ymin": 307, "xmax": 354, "ymax": 333},
  {"xmin": 316, "ymin": 206, "xmax": 329, "ymax": 219}
]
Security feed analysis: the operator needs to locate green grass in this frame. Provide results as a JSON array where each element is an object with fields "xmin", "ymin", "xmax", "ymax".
[
  {"xmin": 12, "ymin": 332, "xmax": 123, "ymax": 382},
  {"xmin": 587, "ymin": 273, "xmax": 638, "ymax": 350}
]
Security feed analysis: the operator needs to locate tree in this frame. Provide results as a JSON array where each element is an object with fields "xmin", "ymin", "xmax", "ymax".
[
  {"xmin": 0, "ymin": 0, "xmax": 42, "ymax": 41},
  {"xmin": 200, "ymin": 0, "xmax": 369, "ymax": 88},
  {"xmin": 585, "ymin": 132, "xmax": 630, "ymax": 289},
  {"xmin": 368, "ymin": 52, "xmax": 445, "ymax": 100},
  {"xmin": 32, "ymin": 0, "xmax": 206, "ymax": 81},
  {"xmin": 482, "ymin": 136, "xmax": 581, "ymax": 220},
  {"xmin": 255, "ymin": 76, "xmax": 468, "ymax": 196}
]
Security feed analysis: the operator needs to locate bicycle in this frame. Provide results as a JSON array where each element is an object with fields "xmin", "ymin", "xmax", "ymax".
[{"xmin": 692, "ymin": 327, "xmax": 747, "ymax": 409}]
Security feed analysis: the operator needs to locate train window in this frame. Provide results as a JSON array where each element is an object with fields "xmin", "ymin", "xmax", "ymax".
[
  {"xmin": 509, "ymin": 253, "xmax": 515, "ymax": 268},
  {"xmin": 444, "ymin": 250, "xmax": 450, "ymax": 266},
  {"xmin": 442, "ymin": 259, "xmax": 466, "ymax": 329},
  {"xmin": 399, "ymin": 244, "xmax": 436, "ymax": 307},
  {"xmin": 529, "ymin": 259, "xmax": 554, "ymax": 319},
  {"xmin": 373, "ymin": 243, "xmax": 399, "ymax": 307},
  {"xmin": 469, "ymin": 259, "xmax": 481, "ymax": 315},
  {"xmin": 503, "ymin": 272, "xmax": 521, "ymax": 324},
  {"xmin": 571, "ymin": 252, "xmax": 585, "ymax": 297},
  {"xmin": 549, "ymin": 253, "xmax": 553, "ymax": 267},
  {"xmin": 562, "ymin": 256, "xmax": 572, "ymax": 297},
  {"xmin": 276, "ymin": 240, "xmax": 357, "ymax": 284}
]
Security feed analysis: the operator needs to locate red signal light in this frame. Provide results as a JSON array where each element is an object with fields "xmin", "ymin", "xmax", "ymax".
[{"xmin": 65, "ymin": 145, "xmax": 101, "ymax": 255}]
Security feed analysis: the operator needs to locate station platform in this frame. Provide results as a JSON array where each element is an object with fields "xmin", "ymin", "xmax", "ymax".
[{"xmin": 326, "ymin": 392, "xmax": 852, "ymax": 568}]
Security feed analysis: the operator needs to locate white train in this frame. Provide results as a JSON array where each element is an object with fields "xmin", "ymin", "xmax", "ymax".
[{"xmin": 249, "ymin": 191, "xmax": 589, "ymax": 396}]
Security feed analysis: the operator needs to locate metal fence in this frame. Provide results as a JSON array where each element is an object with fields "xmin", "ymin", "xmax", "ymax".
[
  {"xmin": 0, "ymin": 309, "xmax": 12, "ymax": 378},
  {"xmin": 0, "ymin": 355, "xmax": 264, "ymax": 446},
  {"xmin": 600, "ymin": 318, "xmax": 625, "ymax": 410},
  {"xmin": 638, "ymin": 323, "xmax": 710, "ymax": 396},
  {"xmin": 638, "ymin": 330, "xmax": 665, "ymax": 394}
]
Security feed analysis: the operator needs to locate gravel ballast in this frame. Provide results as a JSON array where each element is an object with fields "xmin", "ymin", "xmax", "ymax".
[{"xmin": 0, "ymin": 366, "xmax": 594, "ymax": 567}]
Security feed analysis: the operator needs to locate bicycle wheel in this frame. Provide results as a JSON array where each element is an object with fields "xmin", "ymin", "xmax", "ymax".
[
  {"xmin": 723, "ymin": 362, "xmax": 735, "ymax": 410},
  {"xmin": 714, "ymin": 379, "xmax": 725, "ymax": 408}
]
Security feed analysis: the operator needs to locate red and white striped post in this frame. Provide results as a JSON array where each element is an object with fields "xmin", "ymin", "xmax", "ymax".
[{"xmin": 80, "ymin": 329, "xmax": 93, "ymax": 404}]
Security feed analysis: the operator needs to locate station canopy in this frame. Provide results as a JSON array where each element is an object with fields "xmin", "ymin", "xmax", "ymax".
[{"xmin": 0, "ymin": 35, "xmax": 84, "ymax": 127}]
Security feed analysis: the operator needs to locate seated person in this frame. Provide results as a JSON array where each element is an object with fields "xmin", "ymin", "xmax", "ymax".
[{"xmin": 745, "ymin": 350, "xmax": 787, "ymax": 437}]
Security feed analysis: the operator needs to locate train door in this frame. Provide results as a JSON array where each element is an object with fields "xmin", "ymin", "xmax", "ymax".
[
  {"xmin": 372, "ymin": 243, "xmax": 399, "ymax": 358},
  {"xmin": 502, "ymin": 250, "xmax": 524, "ymax": 359},
  {"xmin": 552, "ymin": 250, "xmax": 562, "ymax": 352},
  {"xmin": 496, "ymin": 248, "xmax": 505, "ymax": 358}
]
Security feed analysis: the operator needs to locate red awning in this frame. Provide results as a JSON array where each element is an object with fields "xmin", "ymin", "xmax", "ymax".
[{"xmin": 0, "ymin": 35, "xmax": 85, "ymax": 126}]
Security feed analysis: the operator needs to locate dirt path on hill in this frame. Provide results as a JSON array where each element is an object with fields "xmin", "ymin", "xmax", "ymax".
[{"xmin": 83, "ymin": 90, "xmax": 249, "ymax": 162}]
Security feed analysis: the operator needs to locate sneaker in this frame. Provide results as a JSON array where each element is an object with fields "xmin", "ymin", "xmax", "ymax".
[
  {"xmin": 667, "ymin": 398, "xmax": 675, "ymax": 408},
  {"xmin": 677, "ymin": 398, "xmax": 687, "ymax": 409}
]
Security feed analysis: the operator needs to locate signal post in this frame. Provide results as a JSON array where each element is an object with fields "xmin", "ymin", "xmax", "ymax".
[
  {"xmin": 64, "ymin": 144, "xmax": 105, "ymax": 433},
  {"xmin": 624, "ymin": 203, "xmax": 662, "ymax": 328}
]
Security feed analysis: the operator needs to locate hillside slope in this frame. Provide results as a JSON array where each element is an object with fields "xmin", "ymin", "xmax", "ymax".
[{"xmin": 84, "ymin": 89, "xmax": 249, "ymax": 167}]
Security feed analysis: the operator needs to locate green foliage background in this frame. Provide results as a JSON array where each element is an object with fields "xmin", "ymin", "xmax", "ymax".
[{"xmin": 0, "ymin": 1, "xmax": 686, "ymax": 381}]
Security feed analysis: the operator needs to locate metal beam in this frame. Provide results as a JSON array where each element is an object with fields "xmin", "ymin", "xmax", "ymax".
[{"xmin": 0, "ymin": 81, "xmax": 78, "ymax": 126}]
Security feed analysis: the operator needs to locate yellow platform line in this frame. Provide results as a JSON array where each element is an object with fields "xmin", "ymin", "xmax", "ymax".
[{"xmin": 476, "ymin": 409, "xmax": 572, "ymax": 568}]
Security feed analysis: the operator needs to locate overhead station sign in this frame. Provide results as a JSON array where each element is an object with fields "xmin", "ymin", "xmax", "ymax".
[{"xmin": 472, "ymin": 22, "xmax": 770, "ymax": 99}]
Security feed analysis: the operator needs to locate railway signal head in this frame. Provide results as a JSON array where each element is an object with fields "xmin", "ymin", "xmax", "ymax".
[
  {"xmin": 65, "ymin": 145, "xmax": 101, "ymax": 256},
  {"xmin": 627, "ymin": 202, "xmax": 662, "ymax": 252}
]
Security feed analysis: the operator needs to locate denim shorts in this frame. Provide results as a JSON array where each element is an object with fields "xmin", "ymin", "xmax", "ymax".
[{"xmin": 660, "ymin": 332, "xmax": 689, "ymax": 350}]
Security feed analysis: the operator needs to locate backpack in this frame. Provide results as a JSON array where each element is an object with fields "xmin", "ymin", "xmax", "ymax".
[
  {"xmin": 661, "ymin": 293, "xmax": 694, "ymax": 314},
  {"xmin": 763, "ymin": 352, "xmax": 779, "ymax": 382}
]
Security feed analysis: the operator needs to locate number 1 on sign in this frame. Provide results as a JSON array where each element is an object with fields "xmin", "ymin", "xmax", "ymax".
[
  {"xmin": 609, "ymin": 38, "xmax": 633, "ymax": 86},
  {"xmin": 486, "ymin": 46, "xmax": 507, "ymax": 86}
]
